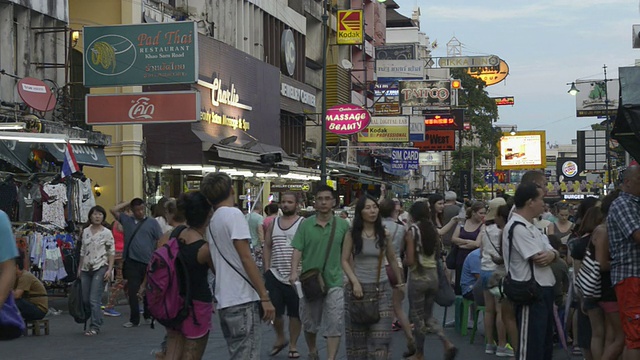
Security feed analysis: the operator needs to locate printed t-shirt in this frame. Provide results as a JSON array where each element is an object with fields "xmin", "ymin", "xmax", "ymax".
[
  {"xmin": 0, "ymin": 211, "xmax": 17, "ymax": 262},
  {"xmin": 291, "ymin": 215, "xmax": 349, "ymax": 289}
]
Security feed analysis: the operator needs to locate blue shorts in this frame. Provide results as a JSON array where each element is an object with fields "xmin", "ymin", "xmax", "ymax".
[{"xmin": 480, "ymin": 270, "xmax": 494, "ymax": 289}]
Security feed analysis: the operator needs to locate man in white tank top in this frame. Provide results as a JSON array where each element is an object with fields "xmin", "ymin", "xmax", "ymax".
[{"xmin": 263, "ymin": 192, "xmax": 304, "ymax": 358}]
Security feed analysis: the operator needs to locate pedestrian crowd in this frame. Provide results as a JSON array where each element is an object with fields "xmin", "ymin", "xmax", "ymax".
[{"xmin": 2, "ymin": 167, "xmax": 640, "ymax": 360}]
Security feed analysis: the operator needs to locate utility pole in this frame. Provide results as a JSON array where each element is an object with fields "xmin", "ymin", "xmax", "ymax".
[
  {"xmin": 603, "ymin": 64, "xmax": 612, "ymax": 187},
  {"xmin": 320, "ymin": 0, "xmax": 329, "ymax": 184}
]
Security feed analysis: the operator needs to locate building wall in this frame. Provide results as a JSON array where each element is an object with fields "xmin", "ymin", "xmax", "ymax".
[
  {"xmin": 0, "ymin": 2, "xmax": 67, "ymax": 106},
  {"xmin": 70, "ymin": 0, "xmax": 144, "ymax": 219}
]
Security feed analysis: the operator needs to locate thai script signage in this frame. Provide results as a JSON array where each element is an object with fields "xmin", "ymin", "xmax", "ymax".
[{"xmin": 83, "ymin": 21, "xmax": 198, "ymax": 87}]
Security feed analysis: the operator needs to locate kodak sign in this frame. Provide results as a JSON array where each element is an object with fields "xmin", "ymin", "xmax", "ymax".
[{"xmin": 337, "ymin": 10, "xmax": 363, "ymax": 45}]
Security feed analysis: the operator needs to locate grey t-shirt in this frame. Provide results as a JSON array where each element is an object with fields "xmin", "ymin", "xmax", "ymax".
[
  {"xmin": 120, "ymin": 214, "xmax": 162, "ymax": 264},
  {"xmin": 383, "ymin": 218, "xmax": 405, "ymax": 258},
  {"xmin": 353, "ymin": 235, "xmax": 386, "ymax": 284},
  {"xmin": 18, "ymin": 183, "xmax": 41, "ymax": 222},
  {"xmin": 441, "ymin": 203, "xmax": 461, "ymax": 247}
]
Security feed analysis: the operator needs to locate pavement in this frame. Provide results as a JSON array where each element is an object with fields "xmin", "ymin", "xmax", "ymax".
[{"xmin": 2, "ymin": 298, "xmax": 573, "ymax": 360}]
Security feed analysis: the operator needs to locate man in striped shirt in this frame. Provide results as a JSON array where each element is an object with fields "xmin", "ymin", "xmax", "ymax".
[{"xmin": 263, "ymin": 192, "xmax": 304, "ymax": 358}]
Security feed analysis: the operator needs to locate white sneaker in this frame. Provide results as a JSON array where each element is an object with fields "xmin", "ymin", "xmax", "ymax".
[
  {"xmin": 496, "ymin": 346, "xmax": 515, "ymax": 357},
  {"xmin": 485, "ymin": 344, "xmax": 497, "ymax": 354},
  {"xmin": 122, "ymin": 321, "xmax": 140, "ymax": 328}
]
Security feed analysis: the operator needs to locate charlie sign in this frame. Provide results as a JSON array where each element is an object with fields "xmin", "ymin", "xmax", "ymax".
[{"xmin": 83, "ymin": 21, "xmax": 198, "ymax": 87}]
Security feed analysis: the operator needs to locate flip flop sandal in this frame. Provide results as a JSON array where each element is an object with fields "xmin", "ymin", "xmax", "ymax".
[
  {"xmin": 288, "ymin": 350, "xmax": 300, "ymax": 359},
  {"xmin": 269, "ymin": 341, "xmax": 289, "ymax": 357}
]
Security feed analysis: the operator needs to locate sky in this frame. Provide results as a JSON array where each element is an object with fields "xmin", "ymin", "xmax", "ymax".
[{"xmin": 393, "ymin": 0, "xmax": 640, "ymax": 146}]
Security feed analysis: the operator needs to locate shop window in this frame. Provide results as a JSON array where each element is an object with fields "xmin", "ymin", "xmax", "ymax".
[{"xmin": 280, "ymin": 113, "xmax": 305, "ymax": 156}]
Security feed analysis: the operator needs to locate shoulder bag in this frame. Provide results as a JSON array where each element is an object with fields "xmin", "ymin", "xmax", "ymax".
[
  {"xmin": 575, "ymin": 242, "xmax": 601, "ymax": 299},
  {"xmin": 501, "ymin": 221, "xmax": 542, "ymax": 305},
  {"xmin": 299, "ymin": 217, "xmax": 337, "ymax": 302},
  {"xmin": 0, "ymin": 293, "xmax": 25, "ymax": 340},
  {"xmin": 349, "ymin": 243, "xmax": 384, "ymax": 325}
]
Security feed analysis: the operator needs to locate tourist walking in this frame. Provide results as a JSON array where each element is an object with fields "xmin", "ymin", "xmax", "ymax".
[
  {"xmin": 110, "ymin": 198, "xmax": 163, "ymax": 328},
  {"xmin": 289, "ymin": 185, "xmax": 349, "ymax": 360},
  {"xmin": 263, "ymin": 193, "xmax": 304, "ymax": 358},
  {"xmin": 162, "ymin": 191, "xmax": 215, "ymax": 360},
  {"xmin": 405, "ymin": 201, "xmax": 457, "ymax": 360},
  {"xmin": 78, "ymin": 206, "xmax": 115, "ymax": 335},
  {"xmin": 342, "ymin": 195, "xmax": 403, "ymax": 359},
  {"xmin": 200, "ymin": 172, "xmax": 275, "ymax": 360}
]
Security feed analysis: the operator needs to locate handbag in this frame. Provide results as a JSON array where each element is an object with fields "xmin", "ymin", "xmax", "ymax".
[
  {"xmin": 0, "ymin": 292, "xmax": 25, "ymax": 340},
  {"xmin": 502, "ymin": 221, "xmax": 542, "ymax": 305},
  {"xmin": 575, "ymin": 243, "xmax": 601, "ymax": 299},
  {"xmin": 435, "ymin": 259, "xmax": 456, "ymax": 306},
  {"xmin": 350, "ymin": 245, "xmax": 384, "ymax": 325},
  {"xmin": 300, "ymin": 218, "xmax": 337, "ymax": 302},
  {"xmin": 385, "ymin": 225, "xmax": 400, "ymax": 286}
]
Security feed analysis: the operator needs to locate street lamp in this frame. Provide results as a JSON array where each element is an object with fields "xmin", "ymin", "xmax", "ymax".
[
  {"xmin": 509, "ymin": 126, "xmax": 517, "ymax": 136},
  {"xmin": 320, "ymin": 0, "xmax": 329, "ymax": 184},
  {"xmin": 568, "ymin": 64, "xmax": 612, "ymax": 186}
]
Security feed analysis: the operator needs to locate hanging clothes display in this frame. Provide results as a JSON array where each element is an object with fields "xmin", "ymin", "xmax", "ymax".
[
  {"xmin": 72, "ymin": 178, "xmax": 95, "ymax": 223},
  {"xmin": 18, "ymin": 180, "xmax": 42, "ymax": 222},
  {"xmin": 0, "ymin": 175, "xmax": 18, "ymax": 218},
  {"xmin": 43, "ymin": 183, "xmax": 68, "ymax": 229}
]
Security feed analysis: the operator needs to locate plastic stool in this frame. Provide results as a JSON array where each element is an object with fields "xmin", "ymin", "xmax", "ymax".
[
  {"xmin": 25, "ymin": 319, "xmax": 49, "ymax": 336},
  {"xmin": 469, "ymin": 305, "xmax": 485, "ymax": 344}
]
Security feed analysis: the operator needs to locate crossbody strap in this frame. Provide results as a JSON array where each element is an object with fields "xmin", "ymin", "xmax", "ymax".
[
  {"xmin": 123, "ymin": 217, "xmax": 148, "ymax": 260},
  {"xmin": 486, "ymin": 228, "xmax": 501, "ymax": 255},
  {"xmin": 208, "ymin": 224, "xmax": 257, "ymax": 293},
  {"xmin": 320, "ymin": 217, "xmax": 338, "ymax": 274},
  {"xmin": 506, "ymin": 221, "xmax": 535, "ymax": 278}
]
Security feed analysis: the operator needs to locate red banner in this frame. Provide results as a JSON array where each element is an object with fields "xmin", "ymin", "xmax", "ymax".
[
  {"xmin": 86, "ymin": 91, "xmax": 200, "ymax": 125},
  {"xmin": 414, "ymin": 130, "xmax": 456, "ymax": 151}
]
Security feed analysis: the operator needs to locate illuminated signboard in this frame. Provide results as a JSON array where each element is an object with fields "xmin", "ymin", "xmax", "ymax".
[
  {"xmin": 496, "ymin": 131, "xmax": 547, "ymax": 170},
  {"xmin": 467, "ymin": 59, "xmax": 509, "ymax": 86},
  {"xmin": 493, "ymin": 96, "xmax": 515, "ymax": 106},
  {"xmin": 423, "ymin": 109, "xmax": 463, "ymax": 130},
  {"xmin": 414, "ymin": 130, "xmax": 456, "ymax": 151}
]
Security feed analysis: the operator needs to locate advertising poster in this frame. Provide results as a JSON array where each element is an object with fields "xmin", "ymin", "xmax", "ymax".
[
  {"xmin": 496, "ymin": 131, "xmax": 546, "ymax": 170},
  {"xmin": 574, "ymin": 80, "xmax": 619, "ymax": 117},
  {"xmin": 357, "ymin": 116, "xmax": 409, "ymax": 143}
]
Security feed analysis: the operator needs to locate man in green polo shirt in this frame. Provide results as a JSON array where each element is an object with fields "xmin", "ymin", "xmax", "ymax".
[{"xmin": 290, "ymin": 184, "xmax": 349, "ymax": 360}]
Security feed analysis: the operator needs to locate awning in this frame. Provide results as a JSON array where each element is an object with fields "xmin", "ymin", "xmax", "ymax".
[
  {"xmin": 44, "ymin": 144, "xmax": 111, "ymax": 168},
  {"xmin": 0, "ymin": 141, "xmax": 31, "ymax": 173},
  {"xmin": 376, "ymin": 158, "xmax": 410, "ymax": 177},
  {"xmin": 331, "ymin": 168, "xmax": 384, "ymax": 184}
]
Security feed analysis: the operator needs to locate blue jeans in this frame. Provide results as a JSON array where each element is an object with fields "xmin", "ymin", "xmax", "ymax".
[
  {"xmin": 218, "ymin": 301, "xmax": 262, "ymax": 360},
  {"xmin": 80, "ymin": 266, "xmax": 108, "ymax": 331}
]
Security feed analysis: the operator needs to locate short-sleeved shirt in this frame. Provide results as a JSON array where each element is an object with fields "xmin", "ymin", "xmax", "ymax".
[
  {"xmin": 502, "ymin": 213, "xmax": 555, "ymax": 287},
  {"xmin": 607, "ymin": 191, "xmax": 640, "ymax": 285},
  {"xmin": 119, "ymin": 214, "xmax": 163, "ymax": 264},
  {"xmin": 481, "ymin": 224, "xmax": 502, "ymax": 272},
  {"xmin": 15, "ymin": 271, "xmax": 48, "ymax": 313},
  {"xmin": 461, "ymin": 248, "xmax": 481, "ymax": 295},
  {"xmin": 0, "ymin": 210, "xmax": 17, "ymax": 263},
  {"xmin": 80, "ymin": 227, "xmax": 116, "ymax": 271},
  {"xmin": 382, "ymin": 217, "xmax": 406, "ymax": 259},
  {"xmin": 291, "ymin": 215, "xmax": 349, "ymax": 289},
  {"xmin": 246, "ymin": 212, "xmax": 264, "ymax": 247},
  {"xmin": 209, "ymin": 206, "xmax": 259, "ymax": 309}
]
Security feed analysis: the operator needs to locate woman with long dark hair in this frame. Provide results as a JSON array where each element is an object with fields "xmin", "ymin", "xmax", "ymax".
[
  {"xmin": 451, "ymin": 201, "xmax": 485, "ymax": 294},
  {"xmin": 405, "ymin": 201, "xmax": 457, "ymax": 360},
  {"xmin": 77, "ymin": 205, "xmax": 115, "ymax": 336},
  {"xmin": 428, "ymin": 194, "xmax": 460, "ymax": 236},
  {"xmin": 342, "ymin": 195, "xmax": 403, "ymax": 359}
]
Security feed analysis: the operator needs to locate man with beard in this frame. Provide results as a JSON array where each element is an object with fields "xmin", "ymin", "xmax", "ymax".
[{"xmin": 263, "ymin": 192, "xmax": 305, "ymax": 358}]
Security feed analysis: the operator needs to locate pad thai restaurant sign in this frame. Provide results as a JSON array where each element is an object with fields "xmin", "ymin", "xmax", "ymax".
[
  {"xmin": 196, "ymin": 34, "xmax": 280, "ymax": 145},
  {"xmin": 83, "ymin": 21, "xmax": 198, "ymax": 87}
]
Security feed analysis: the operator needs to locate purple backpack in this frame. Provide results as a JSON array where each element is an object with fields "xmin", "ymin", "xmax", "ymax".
[{"xmin": 146, "ymin": 225, "xmax": 196, "ymax": 328}]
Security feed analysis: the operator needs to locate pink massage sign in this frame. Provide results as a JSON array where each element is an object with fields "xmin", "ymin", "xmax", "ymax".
[{"xmin": 325, "ymin": 104, "xmax": 371, "ymax": 135}]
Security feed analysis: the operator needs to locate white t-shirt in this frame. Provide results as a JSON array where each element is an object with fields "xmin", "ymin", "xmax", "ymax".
[
  {"xmin": 480, "ymin": 224, "xmax": 501, "ymax": 271},
  {"xmin": 502, "ymin": 213, "xmax": 556, "ymax": 287},
  {"xmin": 208, "ymin": 206, "xmax": 259, "ymax": 309}
]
